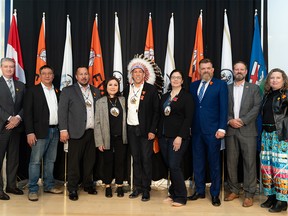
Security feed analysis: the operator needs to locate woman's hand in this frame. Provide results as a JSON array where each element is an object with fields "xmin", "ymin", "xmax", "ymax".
[
  {"xmin": 173, "ymin": 136, "xmax": 182, "ymax": 151},
  {"xmin": 98, "ymin": 145, "xmax": 105, "ymax": 152}
]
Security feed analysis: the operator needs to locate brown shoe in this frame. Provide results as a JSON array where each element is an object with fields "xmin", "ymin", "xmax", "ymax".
[
  {"xmin": 243, "ymin": 197, "xmax": 253, "ymax": 207},
  {"xmin": 224, "ymin": 193, "xmax": 239, "ymax": 201}
]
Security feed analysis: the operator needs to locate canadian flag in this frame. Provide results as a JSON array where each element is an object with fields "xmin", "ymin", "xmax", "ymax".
[
  {"xmin": 35, "ymin": 12, "xmax": 46, "ymax": 85},
  {"xmin": 6, "ymin": 10, "xmax": 26, "ymax": 83}
]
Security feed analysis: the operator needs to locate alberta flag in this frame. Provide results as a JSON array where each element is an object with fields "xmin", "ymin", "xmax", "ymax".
[
  {"xmin": 248, "ymin": 13, "xmax": 267, "ymax": 94},
  {"xmin": 248, "ymin": 11, "xmax": 267, "ymax": 152}
]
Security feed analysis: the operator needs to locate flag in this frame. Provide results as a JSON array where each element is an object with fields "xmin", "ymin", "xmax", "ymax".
[
  {"xmin": 248, "ymin": 11, "xmax": 267, "ymax": 152},
  {"xmin": 188, "ymin": 10, "xmax": 204, "ymax": 82},
  {"xmin": 220, "ymin": 10, "xmax": 233, "ymax": 150},
  {"xmin": 163, "ymin": 13, "xmax": 175, "ymax": 93},
  {"xmin": 144, "ymin": 13, "xmax": 159, "ymax": 153},
  {"xmin": 113, "ymin": 12, "xmax": 123, "ymax": 92},
  {"xmin": 88, "ymin": 14, "xmax": 105, "ymax": 94},
  {"xmin": 144, "ymin": 13, "xmax": 154, "ymax": 61},
  {"xmin": 220, "ymin": 10, "xmax": 233, "ymax": 85},
  {"xmin": 248, "ymin": 12, "xmax": 267, "ymax": 93},
  {"xmin": 60, "ymin": 15, "xmax": 73, "ymax": 91},
  {"xmin": 35, "ymin": 12, "xmax": 46, "ymax": 85},
  {"xmin": 6, "ymin": 10, "xmax": 26, "ymax": 83}
]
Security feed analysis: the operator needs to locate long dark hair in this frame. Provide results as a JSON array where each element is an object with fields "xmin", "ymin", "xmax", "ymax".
[
  {"xmin": 104, "ymin": 76, "xmax": 121, "ymax": 97},
  {"xmin": 264, "ymin": 68, "xmax": 288, "ymax": 94}
]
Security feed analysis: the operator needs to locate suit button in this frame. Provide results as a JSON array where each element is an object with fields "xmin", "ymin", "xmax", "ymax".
[{"xmin": 200, "ymin": 106, "xmax": 202, "ymax": 108}]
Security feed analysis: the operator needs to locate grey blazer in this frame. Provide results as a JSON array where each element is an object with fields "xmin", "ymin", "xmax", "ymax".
[
  {"xmin": 58, "ymin": 83, "xmax": 100, "ymax": 139},
  {"xmin": 226, "ymin": 81, "xmax": 261, "ymax": 137},
  {"xmin": 94, "ymin": 96, "xmax": 127, "ymax": 149}
]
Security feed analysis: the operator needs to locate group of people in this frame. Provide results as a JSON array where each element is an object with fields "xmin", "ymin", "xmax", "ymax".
[{"xmin": 0, "ymin": 56, "xmax": 287, "ymax": 213}]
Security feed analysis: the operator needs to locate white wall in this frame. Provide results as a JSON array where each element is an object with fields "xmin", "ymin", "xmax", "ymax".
[
  {"xmin": 0, "ymin": 0, "xmax": 4, "ymax": 63},
  {"xmin": 268, "ymin": 0, "xmax": 288, "ymax": 72}
]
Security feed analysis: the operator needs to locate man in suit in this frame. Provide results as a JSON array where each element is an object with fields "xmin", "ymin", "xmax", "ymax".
[
  {"xmin": 124, "ymin": 63, "xmax": 159, "ymax": 202},
  {"xmin": 24, "ymin": 65, "xmax": 63, "ymax": 201},
  {"xmin": 189, "ymin": 58, "xmax": 228, "ymax": 206},
  {"xmin": 58, "ymin": 66, "xmax": 100, "ymax": 201},
  {"xmin": 224, "ymin": 61, "xmax": 261, "ymax": 207},
  {"xmin": 0, "ymin": 58, "xmax": 25, "ymax": 200}
]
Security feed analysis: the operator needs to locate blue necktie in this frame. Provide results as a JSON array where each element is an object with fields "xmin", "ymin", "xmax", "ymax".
[{"xmin": 198, "ymin": 81, "xmax": 207, "ymax": 102}]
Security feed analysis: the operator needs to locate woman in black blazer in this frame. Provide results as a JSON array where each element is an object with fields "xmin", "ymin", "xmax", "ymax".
[{"xmin": 158, "ymin": 69, "xmax": 194, "ymax": 207}]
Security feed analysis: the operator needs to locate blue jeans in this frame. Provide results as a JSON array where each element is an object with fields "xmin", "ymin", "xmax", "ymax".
[{"xmin": 28, "ymin": 128, "xmax": 59, "ymax": 193}]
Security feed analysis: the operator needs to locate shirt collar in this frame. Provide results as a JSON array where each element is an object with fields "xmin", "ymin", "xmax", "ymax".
[{"xmin": 41, "ymin": 82, "xmax": 54, "ymax": 90}]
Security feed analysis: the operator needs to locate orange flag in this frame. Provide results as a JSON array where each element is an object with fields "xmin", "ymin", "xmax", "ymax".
[
  {"xmin": 88, "ymin": 14, "xmax": 105, "ymax": 94},
  {"xmin": 188, "ymin": 10, "xmax": 204, "ymax": 82},
  {"xmin": 144, "ymin": 13, "xmax": 154, "ymax": 61},
  {"xmin": 35, "ymin": 13, "xmax": 46, "ymax": 85},
  {"xmin": 144, "ymin": 13, "xmax": 159, "ymax": 154}
]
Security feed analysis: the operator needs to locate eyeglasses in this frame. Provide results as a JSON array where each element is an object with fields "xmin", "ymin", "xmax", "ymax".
[{"xmin": 170, "ymin": 76, "xmax": 182, "ymax": 80}]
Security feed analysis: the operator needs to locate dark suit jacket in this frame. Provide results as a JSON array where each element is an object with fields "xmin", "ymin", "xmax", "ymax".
[
  {"xmin": 190, "ymin": 77, "xmax": 228, "ymax": 134},
  {"xmin": 124, "ymin": 82, "xmax": 159, "ymax": 136},
  {"xmin": 158, "ymin": 88, "xmax": 194, "ymax": 139},
  {"xmin": 24, "ymin": 84, "xmax": 60, "ymax": 139},
  {"xmin": 58, "ymin": 83, "xmax": 100, "ymax": 139},
  {"xmin": 226, "ymin": 82, "xmax": 261, "ymax": 137},
  {"xmin": 0, "ymin": 76, "xmax": 25, "ymax": 131}
]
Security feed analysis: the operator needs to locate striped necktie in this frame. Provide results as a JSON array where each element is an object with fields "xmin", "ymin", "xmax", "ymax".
[
  {"xmin": 7, "ymin": 79, "xmax": 15, "ymax": 102},
  {"xmin": 198, "ymin": 81, "xmax": 207, "ymax": 102}
]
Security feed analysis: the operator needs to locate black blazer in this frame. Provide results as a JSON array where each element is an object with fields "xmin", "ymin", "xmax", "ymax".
[
  {"xmin": 24, "ymin": 84, "xmax": 60, "ymax": 139},
  {"xmin": 158, "ymin": 88, "xmax": 194, "ymax": 139},
  {"xmin": 124, "ymin": 82, "xmax": 159, "ymax": 136}
]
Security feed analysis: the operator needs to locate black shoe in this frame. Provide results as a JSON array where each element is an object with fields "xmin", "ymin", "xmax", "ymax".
[
  {"xmin": 105, "ymin": 187, "xmax": 112, "ymax": 198},
  {"xmin": 129, "ymin": 189, "xmax": 142, "ymax": 199},
  {"xmin": 116, "ymin": 187, "xmax": 124, "ymax": 197},
  {"xmin": 141, "ymin": 191, "xmax": 150, "ymax": 202},
  {"xmin": 0, "ymin": 191, "xmax": 10, "ymax": 200},
  {"xmin": 269, "ymin": 200, "xmax": 287, "ymax": 213},
  {"xmin": 187, "ymin": 192, "xmax": 205, "ymax": 200},
  {"xmin": 6, "ymin": 187, "xmax": 24, "ymax": 195},
  {"xmin": 84, "ymin": 187, "xmax": 97, "ymax": 195},
  {"xmin": 69, "ymin": 191, "xmax": 78, "ymax": 201},
  {"xmin": 261, "ymin": 195, "xmax": 276, "ymax": 208},
  {"xmin": 212, "ymin": 196, "xmax": 221, "ymax": 206}
]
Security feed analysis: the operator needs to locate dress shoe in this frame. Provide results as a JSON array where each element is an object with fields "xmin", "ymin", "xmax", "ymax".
[
  {"xmin": 129, "ymin": 189, "xmax": 142, "ymax": 199},
  {"xmin": 69, "ymin": 191, "xmax": 78, "ymax": 201},
  {"xmin": 261, "ymin": 195, "xmax": 276, "ymax": 208},
  {"xmin": 116, "ymin": 187, "xmax": 124, "ymax": 197},
  {"xmin": 6, "ymin": 187, "xmax": 24, "ymax": 195},
  {"xmin": 269, "ymin": 200, "xmax": 287, "ymax": 213},
  {"xmin": 28, "ymin": 192, "xmax": 38, "ymax": 201},
  {"xmin": 105, "ymin": 187, "xmax": 112, "ymax": 198},
  {"xmin": 243, "ymin": 197, "xmax": 253, "ymax": 207},
  {"xmin": 187, "ymin": 192, "xmax": 205, "ymax": 201},
  {"xmin": 84, "ymin": 187, "xmax": 97, "ymax": 195},
  {"xmin": 44, "ymin": 188, "xmax": 63, "ymax": 194},
  {"xmin": 224, "ymin": 192, "xmax": 239, "ymax": 201},
  {"xmin": 0, "ymin": 191, "xmax": 10, "ymax": 200},
  {"xmin": 211, "ymin": 196, "xmax": 221, "ymax": 206},
  {"xmin": 141, "ymin": 191, "xmax": 150, "ymax": 202}
]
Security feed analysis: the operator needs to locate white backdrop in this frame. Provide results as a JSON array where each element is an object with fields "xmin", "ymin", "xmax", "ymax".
[{"xmin": 268, "ymin": 0, "xmax": 288, "ymax": 72}]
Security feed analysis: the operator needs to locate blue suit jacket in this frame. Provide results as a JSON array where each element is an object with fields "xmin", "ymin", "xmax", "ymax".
[{"xmin": 190, "ymin": 77, "xmax": 228, "ymax": 135}]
